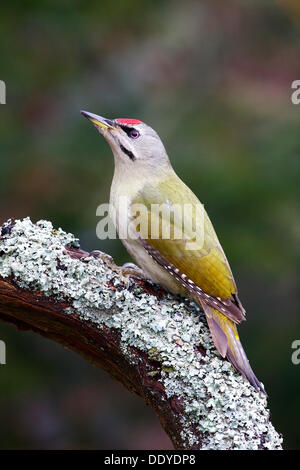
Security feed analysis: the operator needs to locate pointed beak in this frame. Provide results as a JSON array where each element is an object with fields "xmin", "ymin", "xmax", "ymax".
[{"xmin": 80, "ymin": 110, "xmax": 116, "ymax": 130}]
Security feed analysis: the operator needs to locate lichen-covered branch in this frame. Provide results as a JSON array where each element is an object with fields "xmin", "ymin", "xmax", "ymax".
[{"xmin": 0, "ymin": 217, "xmax": 282, "ymax": 450}]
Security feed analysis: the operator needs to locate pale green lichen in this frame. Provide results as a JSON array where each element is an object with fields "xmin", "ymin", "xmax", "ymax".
[{"xmin": 0, "ymin": 217, "xmax": 283, "ymax": 450}]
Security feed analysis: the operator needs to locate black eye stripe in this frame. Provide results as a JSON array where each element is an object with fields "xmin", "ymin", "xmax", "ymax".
[
  {"xmin": 119, "ymin": 124, "xmax": 140, "ymax": 139},
  {"xmin": 120, "ymin": 143, "xmax": 135, "ymax": 160},
  {"xmin": 119, "ymin": 124, "xmax": 134, "ymax": 136}
]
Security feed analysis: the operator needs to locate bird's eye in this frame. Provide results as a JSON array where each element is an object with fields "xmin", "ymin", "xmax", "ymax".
[{"xmin": 128, "ymin": 129, "xmax": 140, "ymax": 139}]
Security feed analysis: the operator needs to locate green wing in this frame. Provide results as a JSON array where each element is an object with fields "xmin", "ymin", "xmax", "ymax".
[{"xmin": 131, "ymin": 174, "xmax": 237, "ymax": 300}]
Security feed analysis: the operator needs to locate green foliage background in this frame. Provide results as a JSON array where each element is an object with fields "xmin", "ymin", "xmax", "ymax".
[{"xmin": 0, "ymin": 0, "xmax": 300, "ymax": 449}]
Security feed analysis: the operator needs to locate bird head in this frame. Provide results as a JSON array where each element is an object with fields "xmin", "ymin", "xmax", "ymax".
[{"xmin": 81, "ymin": 110, "xmax": 171, "ymax": 177}]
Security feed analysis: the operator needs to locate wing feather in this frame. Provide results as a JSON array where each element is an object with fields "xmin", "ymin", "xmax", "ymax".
[{"xmin": 132, "ymin": 176, "xmax": 245, "ymax": 323}]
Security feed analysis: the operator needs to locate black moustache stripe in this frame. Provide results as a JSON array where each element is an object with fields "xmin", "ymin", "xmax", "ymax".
[{"xmin": 120, "ymin": 144, "xmax": 135, "ymax": 161}]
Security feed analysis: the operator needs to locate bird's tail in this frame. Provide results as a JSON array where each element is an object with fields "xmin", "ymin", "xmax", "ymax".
[{"xmin": 200, "ymin": 301, "xmax": 266, "ymax": 394}]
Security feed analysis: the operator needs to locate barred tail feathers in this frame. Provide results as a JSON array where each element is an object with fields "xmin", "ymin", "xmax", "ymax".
[{"xmin": 200, "ymin": 301, "xmax": 266, "ymax": 394}]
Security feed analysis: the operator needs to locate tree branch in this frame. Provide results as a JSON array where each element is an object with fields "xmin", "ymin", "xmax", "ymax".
[{"xmin": 0, "ymin": 217, "xmax": 282, "ymax": 450}]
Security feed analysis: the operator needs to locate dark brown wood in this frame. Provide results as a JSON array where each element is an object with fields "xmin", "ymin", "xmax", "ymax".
[{"xmin": 0, "ymin": 260, "xmax": 190, "ymax": 449}]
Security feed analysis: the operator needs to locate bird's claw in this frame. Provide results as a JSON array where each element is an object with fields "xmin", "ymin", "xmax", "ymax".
[
  {"xmin": 90, "ymin": 251, "xmax": 147, "ymax": 288},
  {"xmin": 115, "ymin": 263, "xmax": 147, "ymax": 288}
]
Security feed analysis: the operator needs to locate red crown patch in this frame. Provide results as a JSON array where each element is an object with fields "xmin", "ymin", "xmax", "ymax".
[{"xmin": 115, "ymin": 118, "xmax": 143, "ymax": 126}]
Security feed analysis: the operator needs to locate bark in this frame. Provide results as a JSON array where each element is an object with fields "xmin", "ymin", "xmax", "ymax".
[{"xmin": 0, "ymin": 217, "xmax": 282, "ymax": 450}]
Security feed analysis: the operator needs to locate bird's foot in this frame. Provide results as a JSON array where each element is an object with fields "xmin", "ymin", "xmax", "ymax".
[
  {"xmin": 121, "ymin": 262, "xmax": 147, "ymax": 280},
  {"xmin": 90, "ymin": 251, "xmax": 147, "ymax": 288},
  {"xmin": 115, "ymin": 263, "xmax": 148, "ymax": 287},
  {"xmin": 90, "ymin": 250, "xmax": 116, "ymax": 269}
]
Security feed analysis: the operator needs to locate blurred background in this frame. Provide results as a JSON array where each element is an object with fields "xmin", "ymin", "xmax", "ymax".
[{"xmin": 0, "ymin": 0, "xmax": 300, "ymax": 450}]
